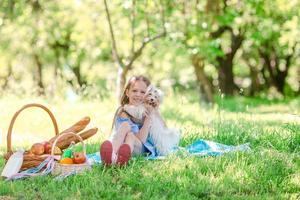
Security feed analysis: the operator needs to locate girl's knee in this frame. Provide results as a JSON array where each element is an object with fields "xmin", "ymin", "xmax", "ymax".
[
  {"xmin": 112, "ymin": 122, "xmax": 131, "ymax": 140},
  {"xmin": 125, "ymin": 132, "xmax": 138, "ymax": 141},
  {"xmin": 125, "ymin": 132, "xmax": 134, "ymax": 138},
  {"xmin": 119, "ymin": 122, "xmax": 131, "ymax": 133}
]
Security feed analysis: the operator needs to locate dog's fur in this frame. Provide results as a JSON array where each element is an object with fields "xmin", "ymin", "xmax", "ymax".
[{"xmin": 123, "ymin": 85, "xmax": 180, "ymax": 156}]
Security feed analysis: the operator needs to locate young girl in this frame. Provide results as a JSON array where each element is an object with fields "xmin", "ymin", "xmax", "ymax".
[{"xmin": 100, "ymin": 75, "xmax": 158, "ymax": 166}]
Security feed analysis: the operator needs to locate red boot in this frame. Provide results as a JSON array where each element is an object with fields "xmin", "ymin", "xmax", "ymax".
[
  {"xmin": 116, "ymin": 144, "xmax": 131, "ymax": 166},
  {"xmin": 100, "ymin": 140, "xmax": 113, "ymax": 166}
]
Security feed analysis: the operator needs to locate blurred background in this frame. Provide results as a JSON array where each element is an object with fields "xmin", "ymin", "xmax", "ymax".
[{"xmin": 0, "ymin": 0, "xmax": 299, "ymax": 103}]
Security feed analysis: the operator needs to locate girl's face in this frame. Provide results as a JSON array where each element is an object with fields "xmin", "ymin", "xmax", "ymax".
[{"xmin": 126, "ymin": 80, "xmax": 147, "ymax": 106}]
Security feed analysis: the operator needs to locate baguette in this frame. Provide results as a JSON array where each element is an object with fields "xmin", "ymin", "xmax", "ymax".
[
  {"xmin": 49, "ymin": 116, "xmax": 90, "ymax": 143},
  {"xmin": 55, "ymin": 128, "xmax": 98, "ymax": 150}
]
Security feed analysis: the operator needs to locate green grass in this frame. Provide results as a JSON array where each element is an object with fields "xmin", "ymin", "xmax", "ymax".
[{"xmin": 0, "ymin": 95, "xmax": 299, "ymax": 200}]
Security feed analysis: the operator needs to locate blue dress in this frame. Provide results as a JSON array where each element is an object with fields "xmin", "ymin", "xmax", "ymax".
[{"xmin": 114, "ymin": 117, "xmax": 156, "ymax": 156}]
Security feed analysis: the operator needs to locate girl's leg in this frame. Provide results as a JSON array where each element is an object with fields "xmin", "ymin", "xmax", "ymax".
[
  {"xmin": 111, "ymin": 122, "xmax": 131, "ymax": 152},
  {"xmin": 116, "ymin": 132, "xmax": 142, "ymax": 166},
  {"xmin": 100, "ymin": 122, "xmax": 131, "ymax": 165},
  {"xmin": 124, "ymin": 132, "xmax": 143, "ymax": 154}
]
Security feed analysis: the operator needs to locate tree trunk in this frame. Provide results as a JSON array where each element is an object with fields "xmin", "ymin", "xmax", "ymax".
[
  {"xmin": 49, "ymin": 48, "xmax": 60, "ymax": 96},
  {"xmin": 212, "ymin": 29, "xmax": 243, "ymax": 95},
  {"xmin": 243, "ymin": 54, "xmax": 261, "ymax": 96},
  {"xmin": 1, "ymin": 62, "xmax": 13, "ymax": 90},
  {"xmin": 274, "ymin": 54, "xmax": 292, "ymax": 93},
  {"xmin": 205, "ymin": 0, "xmax": 221, "ymax": 14},
  {"xmin": 275, "ymin": 70, "xmax": 287, "ymax": 94},
  {"xmin": 54, "ymin": 48, "xmax": 60, "ymax": 80},
  {"xmin": 33, "ymin": 53, "xmax": 45, "ymax": 96},
  {"xmin": 73, "ymin": 65, "xmax": 83, "ymax": 87},
  {"xmin": 259, "ymin": 48, "xmax": 292, "ymax": 94},
  {"xmin": 217, "ymin": 56, "xmax": 235, "ymax": 95},
  {"xmin": 7, "ymin": 0, "xmax": 15, "ymax": 19},
  {"xmin": 116, "ymin": 64, "xmax": 130, "ymax": 100},
  {"xmin": 191, "ymin": 54, "xmax": 214, "ymax": 103},
  {"xmin": 297, "ymin": 67, "xmax": 300, "ymax": 94},
  {"xmin": 249, "ymin": 64, "xmax": 261, "ymax": 96},
  {"xmin": 73, "ymin": 49, "xmax": 86, "ymax": 87}
]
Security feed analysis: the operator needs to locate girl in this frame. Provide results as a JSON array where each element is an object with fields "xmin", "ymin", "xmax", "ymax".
[{"xmin": 100, "ymin": 75, "xmax": 158, "ymax": 166}]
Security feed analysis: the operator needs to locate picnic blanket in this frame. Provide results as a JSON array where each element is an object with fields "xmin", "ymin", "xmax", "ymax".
[
  {"xmin": 6, "ymin": 139, "xmax": 250, "ymax": 181},
  {"xmin": 87, "ymin": 139, "xmax": 251, "ymax": 164}
]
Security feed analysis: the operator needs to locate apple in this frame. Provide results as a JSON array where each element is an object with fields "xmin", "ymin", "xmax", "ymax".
[
  {"xmin": 43, "ymin": 142, "xmax": 52, "ymax": 154},
  {"xmin": 30, "ymin": 143, "xmax": 45, "ymax": 155},
  {"xmin": 73, "ymin": 152, "xmax": 86, "ymax": 164}
]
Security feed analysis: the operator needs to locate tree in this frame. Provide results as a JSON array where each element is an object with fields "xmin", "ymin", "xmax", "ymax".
[
  {"xmin": 184, "ymin": 1, "xmax": 215, "ymax": 103},
  {"xmin": 245, "ymin": 0, "xmax": 300, "ymax": 95},
  {"xmin": 168, "ymin": 0, "xmax": 248, "ymax": 101},
  {"xmin": 103, "ymin": 0, "xmax": 167, "ymax": 99}
]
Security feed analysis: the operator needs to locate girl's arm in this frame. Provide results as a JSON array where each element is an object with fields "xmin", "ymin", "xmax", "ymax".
[{"xmin": 135, "ymin": 107, "xmax": 153, "ymax": 143}]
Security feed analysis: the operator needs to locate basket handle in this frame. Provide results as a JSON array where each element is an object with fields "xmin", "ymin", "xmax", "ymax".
[
  {"xmin": 7, "ymin": 103, "xmax": 59, "ymax": 153},
  {"xmin": 51, "ymin": 132, "xmax": 86, "ymax": 156}
]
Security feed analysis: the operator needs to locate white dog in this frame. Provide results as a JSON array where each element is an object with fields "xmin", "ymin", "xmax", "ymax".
[{"xmin": 123, "ymin": 85, "xmax": 180, "ymax": 156}]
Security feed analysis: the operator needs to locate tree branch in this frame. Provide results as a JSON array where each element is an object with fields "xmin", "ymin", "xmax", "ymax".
[
  {"xmin": 223, "ymin": 0, "xmax": 228, "ymax": 11},
  {"xmin": 159, "ymin": 0, "xmax": 167, "ymax": 34},
  {"xmin": 229, "ymin": 30, "xmax": 243, "ymax": 59},
  {"xmin": 210, "ymin": 25, "xmax": 231, "ymax": 38},
  {"xmin": 282, "ymin": 43, "xmax": 297, "ymax": 74},
  {"xmin": 145, "ymin": 0, "xmax": 151, "ymax": 38},
  {"xmin": 126, "ymin": 31, "xmax": 166, "ymax": 69},
  {"xmin": 125, "ymin": 1, "xmax": 167, "ymax": 70},
  {"xmin": 103, "ymin": 0, "xmax": 123, "ymax": 66},
  {"xmin": 181, "ymin": 1, "xmax": 191, "ymax": 48},
  {"xmin": 130, "ymin": 0, "xmax": 136, "ymax": 53},
  {"xmin": 259, "ymin": 47, "xmax": 276, "ymax": 84}
]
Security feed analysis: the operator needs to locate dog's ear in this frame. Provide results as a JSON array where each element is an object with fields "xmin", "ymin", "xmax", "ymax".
[
  {"xmin": 157, "ymin": 88, "xmax": 164, "ymax": 103},
  {"xmin": 146, "ymin": 85, "xmax": 154, "ymax": 94}
]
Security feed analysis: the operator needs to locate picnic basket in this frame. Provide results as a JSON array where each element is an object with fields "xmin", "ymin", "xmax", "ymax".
[
  {"xmin": 51, "ymin": 132, "xmax": 91, "ymax": 176},
  {"xmin": 5, "ymin": 103, "xmax": 59, "ymax": 170}
]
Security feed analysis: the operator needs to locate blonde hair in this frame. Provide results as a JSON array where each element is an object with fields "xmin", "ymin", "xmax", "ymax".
[{"xmin": 111, "ymin": 75, "xmax": 151, "ymax": 133}]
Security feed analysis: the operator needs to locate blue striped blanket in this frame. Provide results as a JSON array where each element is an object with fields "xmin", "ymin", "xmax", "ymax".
[{"xmin": 87, "ymin": 139, "xmax": 251, "ymax": 164}]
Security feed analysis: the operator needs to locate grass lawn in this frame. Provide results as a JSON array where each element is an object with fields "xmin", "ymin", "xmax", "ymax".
[{"xmin": 0, "ymin": 94, "xmax": 299, "ymax": 200}]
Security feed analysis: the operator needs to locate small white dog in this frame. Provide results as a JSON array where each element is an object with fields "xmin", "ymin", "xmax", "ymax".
[{"xmin": 124, "ymin": 85, "xmax": 180, "ymax": 156}]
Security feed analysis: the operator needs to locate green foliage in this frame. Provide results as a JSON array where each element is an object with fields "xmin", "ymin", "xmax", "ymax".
[{"xmin": 0, "ymin": 0, "xmax": 299, "ymax": 97}]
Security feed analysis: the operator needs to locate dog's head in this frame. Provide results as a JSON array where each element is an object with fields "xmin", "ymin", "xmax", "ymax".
[{"xmin": 144, "ymin": 85, "xmax": 163, "ymax": 108}]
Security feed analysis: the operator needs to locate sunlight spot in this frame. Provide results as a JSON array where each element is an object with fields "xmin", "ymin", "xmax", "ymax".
[
  {"xmin": 66, "ymin": 88, "xmax": 79, "ymax": 102},
  {"xmin": 192, "ymin": 48, "xmax": 198, "ymax": 54},
  {"xmin": 290, "ymin": 173, "xmax": 300, "ymax": 187},
  {"xmin": 202, "ymin": 22, "xmax": 207, "ymax": 29},
  {"xmin": 191, "ymin": 19, "xmax": 197, "ymax": 25},
  {"xmin": 123, "ymin": 1, "xmax": 132, "ymax": 9}
]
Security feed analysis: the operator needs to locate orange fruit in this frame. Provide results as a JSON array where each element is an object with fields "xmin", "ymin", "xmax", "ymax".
[{"xmin": 59, "ymin": 158, "xmax": 73, "ymax": 164}]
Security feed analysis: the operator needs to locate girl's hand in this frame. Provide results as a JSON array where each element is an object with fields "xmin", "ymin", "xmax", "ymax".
[
  {"xmin": 143, "ymin": 114, "xmax": 152, "ymax": 128},
  {"xmin": 144, "ymin": 104, "xmax": 154, "ymax": 115},
  {"xmin": 143, "ymin": 105, "xmax": 154, "ymax": 127}
]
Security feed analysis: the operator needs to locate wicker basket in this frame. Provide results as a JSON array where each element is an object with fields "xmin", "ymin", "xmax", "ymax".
[
  {"xmin": 5, "ymin": 103, "xmax": 59, "ymax": 170},
  {"xmin": 51, "ymin": 132, "xmax": 91, "ymax": 176}
]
